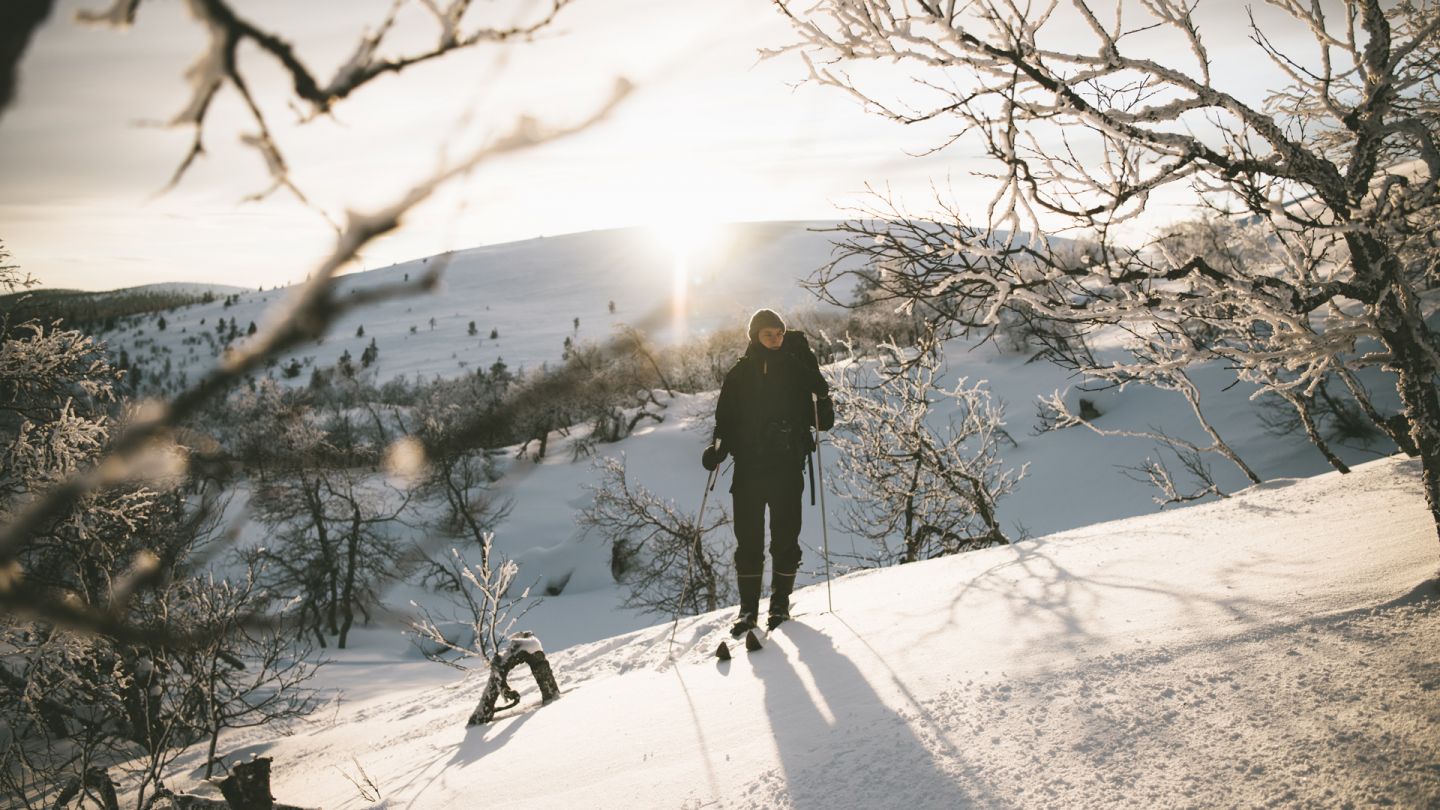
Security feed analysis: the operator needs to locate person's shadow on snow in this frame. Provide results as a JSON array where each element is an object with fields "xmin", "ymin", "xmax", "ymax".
[{"xmin": 755, "ymin": 620, "xmax": 985, "ymax": 809}]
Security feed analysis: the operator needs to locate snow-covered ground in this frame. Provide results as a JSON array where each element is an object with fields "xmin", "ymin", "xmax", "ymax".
[
  {"xmin": 164, "ymin": 454, "xmax": 1438, "ymax": 809},
  {"xmin": 93, "ymin": 223, "xmax": 1438, "ymax": 807}
]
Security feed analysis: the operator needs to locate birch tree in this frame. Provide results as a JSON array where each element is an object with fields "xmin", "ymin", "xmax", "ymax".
[{"xmin": 774, "ymin": 0, "xmax": 1440, "ymax": 541}]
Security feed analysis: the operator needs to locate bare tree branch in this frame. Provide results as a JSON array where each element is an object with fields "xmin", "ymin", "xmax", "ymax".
[{"xmin": 0, "ymin": 74, "xmax": 630, "ymax": 637}]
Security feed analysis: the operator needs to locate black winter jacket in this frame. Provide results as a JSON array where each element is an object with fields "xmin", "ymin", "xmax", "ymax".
[{"xmin": 714, "ymin": 337, "xmax": 830, "ymax": 470}]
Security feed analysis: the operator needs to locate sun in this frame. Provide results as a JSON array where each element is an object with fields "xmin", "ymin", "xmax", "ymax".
[{"xmin": 647, "ymin": 216, "xmax": 724, "ymax": 341}]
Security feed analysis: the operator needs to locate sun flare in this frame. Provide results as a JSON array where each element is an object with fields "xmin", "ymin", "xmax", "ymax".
[{"xmin": 647, "ymin": 217, "xmax": 725, "ymax": 340}]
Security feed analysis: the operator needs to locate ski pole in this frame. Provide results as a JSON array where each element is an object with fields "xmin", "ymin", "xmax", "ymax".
[
  {"xmin": 812, "ymin": 393, "xmax": 833, "ymax": 613},
  {"xmin": 669, "ymin": 440, "xmax": 720, "ymax": 654}
]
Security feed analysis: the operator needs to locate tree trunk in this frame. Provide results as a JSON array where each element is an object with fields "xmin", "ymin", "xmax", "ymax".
[
  {"xmin": 302, "ymin": 479, "xmax": 339, "ymax": 637},
  {"xmin": 204, "ymin": 657, "xmax": 223, "ymax": 779},
  {"xmin": 118, "ymin": 652, "xmax": 163, "ymax": 754},
  {"xmin": 1381, "ymin": 327, "xmax": 1440, "ymax": 541},
  {"xmin": 1369, "ymin": 241, "xmax": 1440, "ymax": 543},
  {"xmin": 338, "ymin": 506, "xmax": 361, "ymax": 648},
  {"xmin": 901, "ymin": 456, "xmax": 923, "ymax": 563}
]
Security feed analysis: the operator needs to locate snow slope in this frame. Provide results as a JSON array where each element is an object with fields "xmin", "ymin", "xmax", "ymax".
[
  {"xmin": 95, "ymin": 221, "xmax": 858, "ymax": 385},
  {"xmin": 167, "ymin": 454, "xmax": 1440, "ymax": 809}
]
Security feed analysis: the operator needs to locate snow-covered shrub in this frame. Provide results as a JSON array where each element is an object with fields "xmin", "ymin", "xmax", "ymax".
[
  {"xmin": 0, "ymin": 319, "xmax": 319, "ymax": 805},
  {"xmin": 578, "ymin": 455, "xmax": 733, "ymax": 616},
  {"xmin": 409, "ymin": 535, "xmax": 535, "ymax": 667},
  {"xmin": 828, "ymin": 336, "xmax": 1024, "ymax": 564}
]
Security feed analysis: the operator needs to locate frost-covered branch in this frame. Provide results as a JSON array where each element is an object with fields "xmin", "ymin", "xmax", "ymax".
[
  {"xmin": 0, "ymin": 239, "xmax": 35, "ymax": 293},
  {"xmin": 775, "ymin": 0, "xmax": 1440, "ymax": 537},
  {"xmin": 828, "ymin": 333, "xmax": 1022, "ymax": 564},
  {"xmin": 409, "ymin": 536, "xmax": 536, "ymax": 668}
]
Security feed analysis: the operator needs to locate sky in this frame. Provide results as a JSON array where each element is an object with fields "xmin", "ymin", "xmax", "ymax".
[
  {"xmin": 0, "ymin": 0, "xmax": 963, "ymax": 291},
  {"xmin": 0, "ymin": 0, "xmax": 1326, "ymax": 292}
]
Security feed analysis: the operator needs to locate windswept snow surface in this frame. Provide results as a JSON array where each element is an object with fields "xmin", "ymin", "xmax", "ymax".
[{"xmin": 175, "ymin": 455, "xmax": 1440, "ymax": 809}]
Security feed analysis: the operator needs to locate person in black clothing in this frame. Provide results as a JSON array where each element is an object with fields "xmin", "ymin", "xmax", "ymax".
[{"xmin": 702, "ymin": 308, "xmax": 833, "ymax": 636}]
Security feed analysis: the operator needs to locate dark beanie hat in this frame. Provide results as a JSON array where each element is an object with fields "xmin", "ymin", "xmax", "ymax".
[{"xmin": 748, "ymin": 309, "xmax": 786, "ymax": 342}]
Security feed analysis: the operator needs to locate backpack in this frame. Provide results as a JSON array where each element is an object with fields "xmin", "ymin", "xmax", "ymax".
[
  {"xmin": 781, "ymin": 330, "xmax": 835, "ymax": 432},
  {"xmin": 781, "ymin": 329, "xmax": 821, "ymax": 373}
]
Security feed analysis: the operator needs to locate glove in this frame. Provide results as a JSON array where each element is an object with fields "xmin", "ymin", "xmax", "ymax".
[
  {"xmin": 814, "ymin": 395, "xmax": 835, "ymax": 432},
  {"xmin": 701, "ymin": 444, "xmax": 728, "ymax": 471}
]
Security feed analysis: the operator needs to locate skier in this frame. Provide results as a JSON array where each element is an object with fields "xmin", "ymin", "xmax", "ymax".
[{"xmin": 702, "ymin": 308, "xmax": 834, "ymax": 637}]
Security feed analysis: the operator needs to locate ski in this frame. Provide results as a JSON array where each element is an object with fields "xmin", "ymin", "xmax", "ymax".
[{"xmin": 710, "ymin": 613, "xmax": 806, "ymax": 659}]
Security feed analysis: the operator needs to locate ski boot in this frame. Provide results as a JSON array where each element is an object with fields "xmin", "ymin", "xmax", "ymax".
[
  {"xmin": 729, "ymin": 611, "xmax": 759, "ymax": 639},
  {"xmin": 767, "ymin": 581, "xmax": 792, "ymax": 632}
]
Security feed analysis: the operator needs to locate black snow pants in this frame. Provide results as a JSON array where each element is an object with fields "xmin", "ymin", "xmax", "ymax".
[{"xmin": 731, "ymin": 460, "xmax": 804, "ymax": 615}]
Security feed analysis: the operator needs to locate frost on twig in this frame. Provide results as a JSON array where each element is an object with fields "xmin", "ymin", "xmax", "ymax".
[{"xmin": 409, "ymin": 535, "xmax": 537, "ymax": 668}]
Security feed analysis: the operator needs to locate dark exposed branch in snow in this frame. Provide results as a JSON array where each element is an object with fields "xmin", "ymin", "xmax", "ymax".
[{"xmin": 468, "ymin": 632, "xmax": 560, "ymax": 726}]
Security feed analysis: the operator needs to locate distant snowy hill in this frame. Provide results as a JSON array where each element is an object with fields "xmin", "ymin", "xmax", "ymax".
[
  {"xmin": 0, "ymin": 281, "xmax": 248, "ymax": 330},
  {"xmin": 103, "ymin": 282, "xmax": 250, "ymax": 297},
  {"xmin": 95, "ymin": 221, "xmax": 858, "ymax": 386},
  {"xmin": 164, "ymin": 455, "xmax": 1439, "ymax": 809}
]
